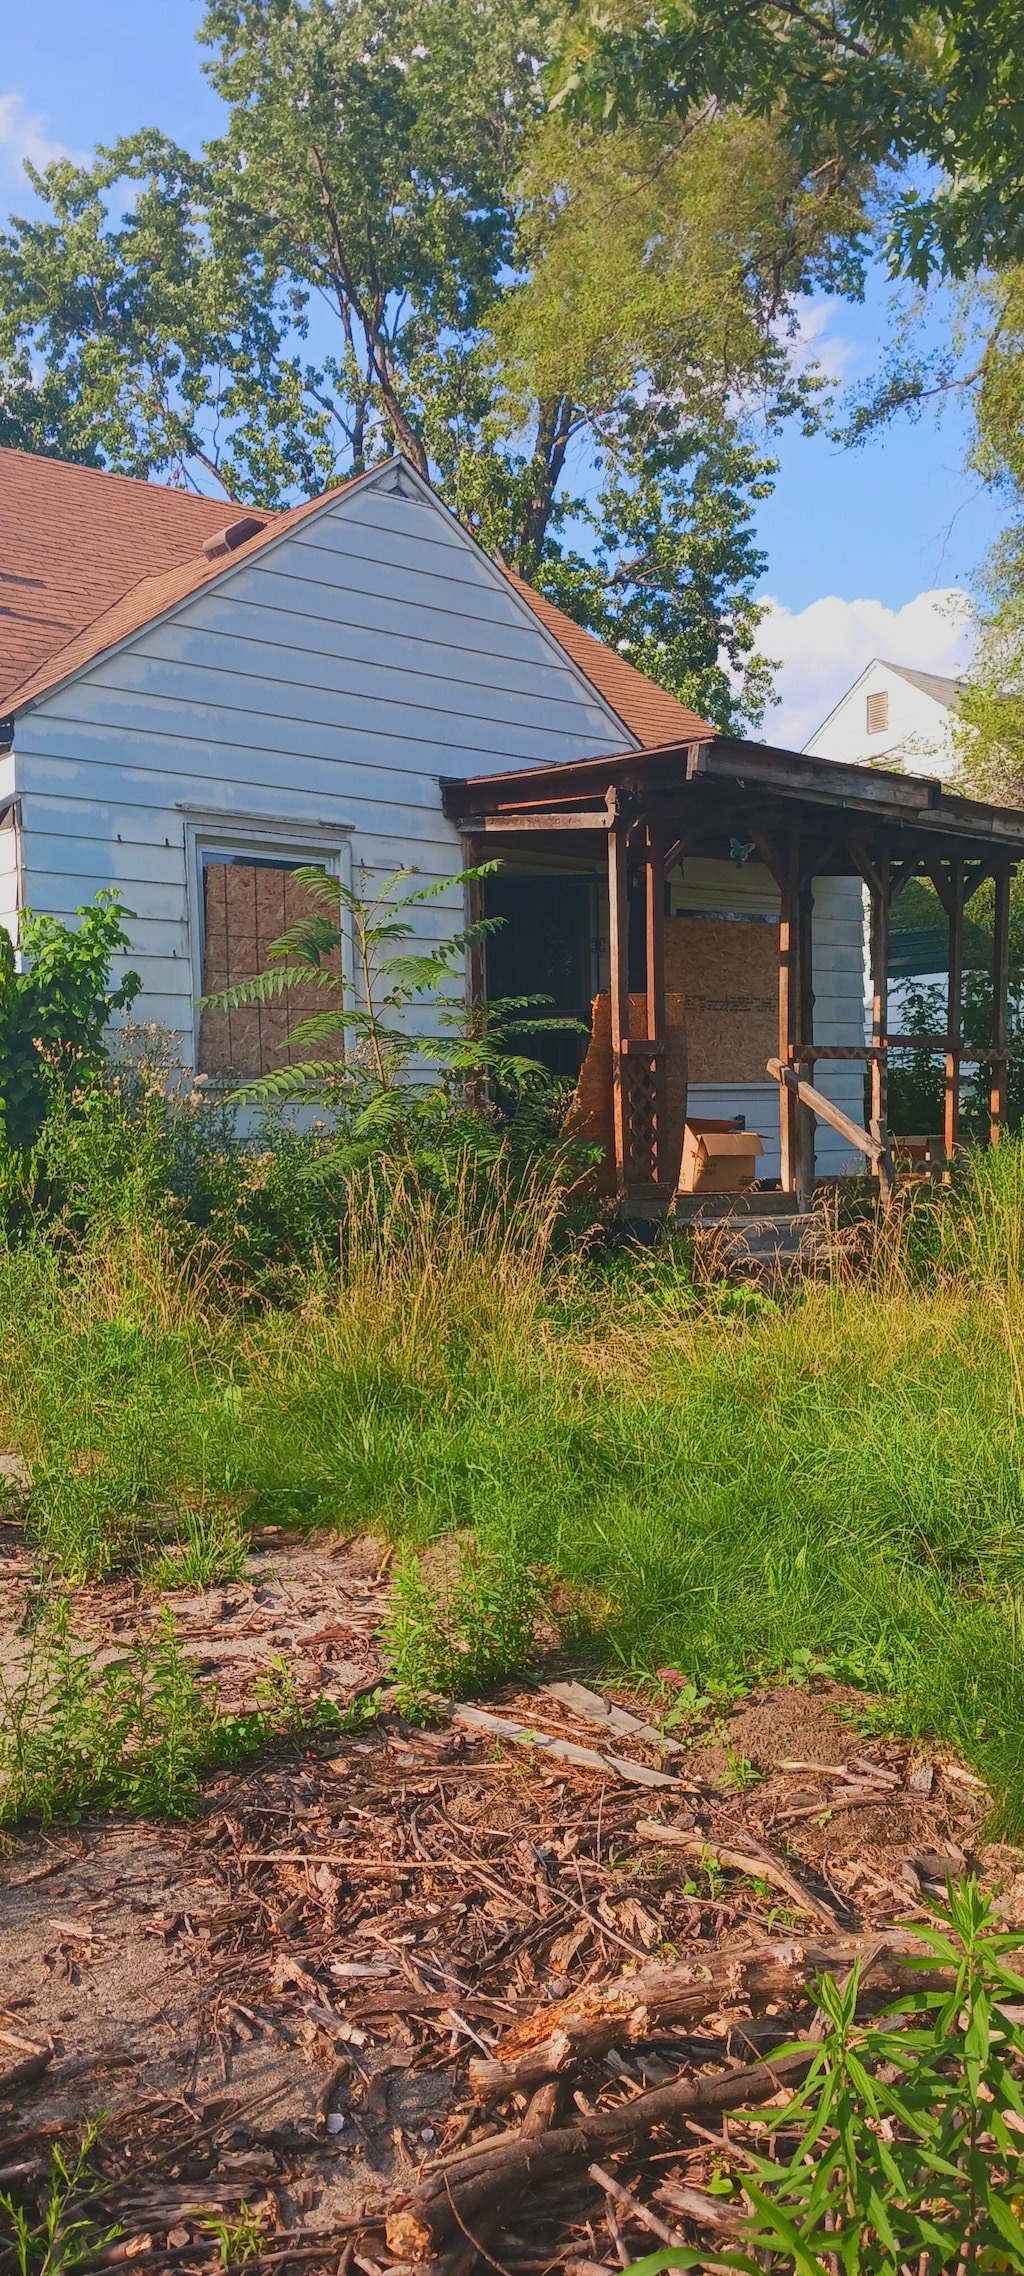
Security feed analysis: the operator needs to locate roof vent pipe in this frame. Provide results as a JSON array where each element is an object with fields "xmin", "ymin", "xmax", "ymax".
[{"xmin": 202, "ymin": 514, "xmax": 267, "ymax": 561}]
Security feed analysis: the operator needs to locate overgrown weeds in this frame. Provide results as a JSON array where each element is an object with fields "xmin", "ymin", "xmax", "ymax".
[
  {"xmin": 382, "ymin": 1536, "xmax": 542, "ymax": 1717},
  {"xmin": 8, "ymin": 1100, "xmax": 1024, "ymax": 1826},
  {"xmin": 0, "ymin": 1606, "xmax": 338, "ymax": 1826},
  {"xmin": 627, "ymin": 1879, "xmax": 1024, "ymax": 2276}
]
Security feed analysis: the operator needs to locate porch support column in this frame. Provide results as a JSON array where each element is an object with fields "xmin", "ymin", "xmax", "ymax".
[
  {"xmin": 645, "ymin": 821, "xmax": 666, "ymax": 1046},
  {"xmin": 607, "ymin": 820, "xmax": 631, "ymax": 1198},
  {"xmin": 851, "ymin": 843, "xmax": 895, "ymax": 1205},
  {"xmin": 795, "ymin": 866, "xmax": 815, "ymax": 1209},
  {"xmin": 461, "ymin": 834, "xmax": 487, "ymax": 1111},
  {"xmin": 991, "ymin": 858, "xmax": 1011, "ymax": 1146},
  {"xmin": 869, "ymin": 849, "xmax": 890, "ymax": 1168},
  {"xmin": 777, "ymin": 843, "xmax": 813, "ymax": 1199},
  {"xmin": 945, "ymin": 856, "xmax": 965, "ymax": 1160}
]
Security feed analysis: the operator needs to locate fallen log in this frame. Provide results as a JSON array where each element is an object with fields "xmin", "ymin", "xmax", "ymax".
[
  {"xmin": 386, "ymin": 2048, "xmax": 812, "ymax": 2261},
  {"xmin": 467, "ymin": 1932, "xmax": 922, "ymax": 2101}
]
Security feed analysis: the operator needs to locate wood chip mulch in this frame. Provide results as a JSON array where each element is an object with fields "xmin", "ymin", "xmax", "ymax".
[{"xmin": 1, "ymin": 1545, "xmax": 1021, "ymax": 2274}]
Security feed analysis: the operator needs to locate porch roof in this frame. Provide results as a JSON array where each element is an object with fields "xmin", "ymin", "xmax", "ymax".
[{"xmin": 441, "ymin": 733, "xmax": 1024, "ymax": 866}]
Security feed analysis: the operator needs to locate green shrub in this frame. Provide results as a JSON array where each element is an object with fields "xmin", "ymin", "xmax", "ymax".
[
  {"xmin": 0, "ymin": 891, "xmax": 140, "ymax": 1150},
  {"xmin": 382, "ymin": 1537, "xmax": 541, "ymax": 1715},
  {"xmin": 0, "ymin": 1605, "xmax": 337, "ymax": 1826},
  {"xmin": 626, "ymin": 1880, "xmax": 1024, "ymax": 2276}
]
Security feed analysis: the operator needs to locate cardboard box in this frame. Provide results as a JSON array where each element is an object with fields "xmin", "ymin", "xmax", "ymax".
[{"xmin": 680, "ymin": 1116, "xmax": 765, "ymax": 1195}]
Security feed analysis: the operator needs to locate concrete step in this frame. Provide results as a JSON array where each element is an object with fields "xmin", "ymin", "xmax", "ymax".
[{"xmin": 689, "ymin": 1211, "xmax": 837, "ymax": 1283}]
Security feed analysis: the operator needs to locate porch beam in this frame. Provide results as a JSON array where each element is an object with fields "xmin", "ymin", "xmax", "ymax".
[{"xmin": 458, "ymin": 808, "xmax": 617, "ymax": 833}]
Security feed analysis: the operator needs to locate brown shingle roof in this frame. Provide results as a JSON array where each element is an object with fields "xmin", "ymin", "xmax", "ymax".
[
  {"xmin": 501, "ymin": 569, "xmax": 714, "ymax": 746},
  {"xmin": 0, "ymin": 448, "xmax": 714, "ymax": 747},
  {"xmin": 0, "ymin": 448, "xmax": 240, "ymax": 709}
]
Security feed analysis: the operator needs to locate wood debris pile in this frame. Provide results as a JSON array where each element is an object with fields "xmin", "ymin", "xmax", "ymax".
[{"xmin": 1, "ymin": 1658, "xmax": 1008, "ymax": 2273}]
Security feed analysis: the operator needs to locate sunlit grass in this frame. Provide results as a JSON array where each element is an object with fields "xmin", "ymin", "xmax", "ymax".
[{"xmin": 3, "ymin": 1147, "xmax": 1024, "ymax": 1826}]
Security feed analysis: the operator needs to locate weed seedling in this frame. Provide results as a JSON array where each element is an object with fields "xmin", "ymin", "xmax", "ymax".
[
  {"xmin": 0, "ymin": 2123, "xmax": 121, "ymax": 2275},
  {"xmin": 719, "ymin": 1745, "xmax": 760, "ymax": 1793}
]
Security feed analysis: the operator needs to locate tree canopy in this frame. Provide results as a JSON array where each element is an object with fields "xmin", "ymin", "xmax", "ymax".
[
  {"xmin": 549, "ymin": 1, "xmax": 1024, "ymax": 285},
  {"xmin": 0, "ymin": 0, "xmax": 888, "ymax": 729}
]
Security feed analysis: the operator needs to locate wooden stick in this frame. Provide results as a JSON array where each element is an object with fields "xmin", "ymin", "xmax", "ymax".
[
  {"xmin": 386, "ymin": 2050, "xmax": 812, "ymax": 2260},
  {"xmin": 656, "ymin": 2179, "xmax": 746, "ymax": 2237},
  {"xmin": 0, "ymin": 2043, "xmax": 52, "ymax": 2096},
  {"xmin": 634, "ymin": 1820, "xmax": 839, "ymax": 1926},
  {"xmin": 590, "ymin": 2164, "xmax": 682, "ymax": 2250}
]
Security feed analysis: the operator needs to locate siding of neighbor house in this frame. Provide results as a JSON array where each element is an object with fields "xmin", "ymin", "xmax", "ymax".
[
  {"xmin": 10, "ymin": 464, "xmax": 866, "ymax": 1177},
  {"xmin": 805, "ymin": 661, "xmax": 957, "ymax": 777}
]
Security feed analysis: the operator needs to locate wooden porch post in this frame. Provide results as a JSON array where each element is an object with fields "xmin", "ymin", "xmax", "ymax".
[
  {"xmin": 462, "ymin": 834, "xmax": 487, "ymax": 1110},
  {"xmin": 795, "ymin": 869, "xmax": 815, "ymax": 1208},
  {"xmin": 850, "ymin": 843, "xmax": 895, "ymax": 1206},
  {"xmin": 991, "ymin": 858, "xmax": 1011, "ymax": 1146},
  {"xmin": 754, "ymin": 825, "xmax": 812, "ymax": 1199},
  {"xmin": 777, "ymin": 844, "xmax": 801, "ymax": 1195},
  {"xmin": 607, "ymin": 822, "xmax": 630, "ymax": 1198},
  {"xmin": 869, "ymin": 850, "xmax": 889, "ymax": 1158},
  {"xmin": 945, "ymin": 856, "xmax": 965, "ymax": 1160},
  {"xmin": 645, "ymin": 821, "xmax": 666, "ymax": 1045}
]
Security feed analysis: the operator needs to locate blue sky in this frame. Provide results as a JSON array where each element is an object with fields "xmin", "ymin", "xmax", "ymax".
[{"xmin": 0, "ymin": 0, "xmax": 1005, "ymax": 743}]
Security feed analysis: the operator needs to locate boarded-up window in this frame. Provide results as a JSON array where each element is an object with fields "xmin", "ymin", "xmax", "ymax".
[
  {"xmin": 198, "ymin": 857, "xmax": 343, "ymax": 1079},
  {"xmin": 866, "ymin": 689, "xmax": 889, "ymax": 734},
  {"xmin": 665, "ymin": 914, "xmax": 778, "ymax": 1081}
]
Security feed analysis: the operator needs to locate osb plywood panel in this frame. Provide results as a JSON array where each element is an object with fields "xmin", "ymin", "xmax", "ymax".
[
  {"xmin": 562, "ymin": 992, "xmax": 688, "ymax": 1196},
  {"xmin": 665, "ymin": 916, "xmax": 777, "ymax": 1083},
  {"xmin": 199, "ymin": 862, "xmax": 343, "ymax": 1079}
]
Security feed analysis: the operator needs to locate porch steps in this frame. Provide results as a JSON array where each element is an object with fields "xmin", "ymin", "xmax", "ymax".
[{"xmin": 681, "ymin": 1207, "xmax": 836, "ymax": 1285}]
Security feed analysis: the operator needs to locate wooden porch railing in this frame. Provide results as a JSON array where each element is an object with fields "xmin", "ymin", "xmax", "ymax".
[{"xmin": 767, "ymin": 1058, "xmax": 895, "ymax": 1203}]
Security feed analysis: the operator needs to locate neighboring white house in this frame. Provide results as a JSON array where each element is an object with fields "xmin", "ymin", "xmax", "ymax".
[
  {"xmin": 0, "ymin": 445, "xmax": 869, "ymax": 1178},
  {"xmin": 805, "ymin": 658, "xmax": 963, "ymax": 778}
]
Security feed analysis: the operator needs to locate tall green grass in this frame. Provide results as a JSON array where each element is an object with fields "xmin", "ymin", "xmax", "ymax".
[{"xmin": 4, "ymin": 1150, "xmax": 1024, "ymax": 1826}]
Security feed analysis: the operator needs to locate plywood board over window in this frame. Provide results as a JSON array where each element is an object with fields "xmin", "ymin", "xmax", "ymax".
[
  {"xmin": 198, "ymin": 858, "xmax": 343, "ymax": 1080},
  {"xmin": 665, "ymin": 914, "xmax": 778, "ymax": 1082}
]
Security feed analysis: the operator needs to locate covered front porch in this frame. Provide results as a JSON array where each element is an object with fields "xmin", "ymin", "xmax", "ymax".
[{"xmin": 442, "ymin": 735, "xmax": 1024, "ymax": 1215}]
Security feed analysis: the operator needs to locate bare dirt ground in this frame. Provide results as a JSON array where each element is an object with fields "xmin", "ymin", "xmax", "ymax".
[{"xmin": 1, "ymin": 1529, "xmax": 1020, "ymax": 2272}]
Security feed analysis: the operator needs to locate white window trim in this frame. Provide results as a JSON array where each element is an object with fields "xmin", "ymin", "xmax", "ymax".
[{"xmin": 180, "ymin": 809, "xmax": 354, "ymax": 1077}]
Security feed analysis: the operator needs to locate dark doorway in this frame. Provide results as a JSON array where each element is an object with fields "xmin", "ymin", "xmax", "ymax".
[{"xmin": 483, "ymin": 875, "xmax": 594, "ymax": 1078}]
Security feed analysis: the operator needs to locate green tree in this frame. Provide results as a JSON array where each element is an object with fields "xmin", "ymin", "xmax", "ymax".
[
  {"xmin": 548, "ymin": 1, "xmax": 1024, "ymax": 286},
  {"xmin": 0, "ymin": 0, "xmax": 876, "ymax": 726},
  {"xmin": 0, "ymin": 892, "xmax": 140, "ymax": 1150}
]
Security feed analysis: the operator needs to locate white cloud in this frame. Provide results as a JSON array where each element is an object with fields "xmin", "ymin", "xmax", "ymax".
[
  {"xmin": 786, "ymin": 299, "xmax": 859, "ymax": 386},
  {"xmin": 759, "ymin": 586, "xmax": 976, "ymax": 750},
  {"xmin": 0, "ymin": 91, "xmax": 79, "ymax": 182}
]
